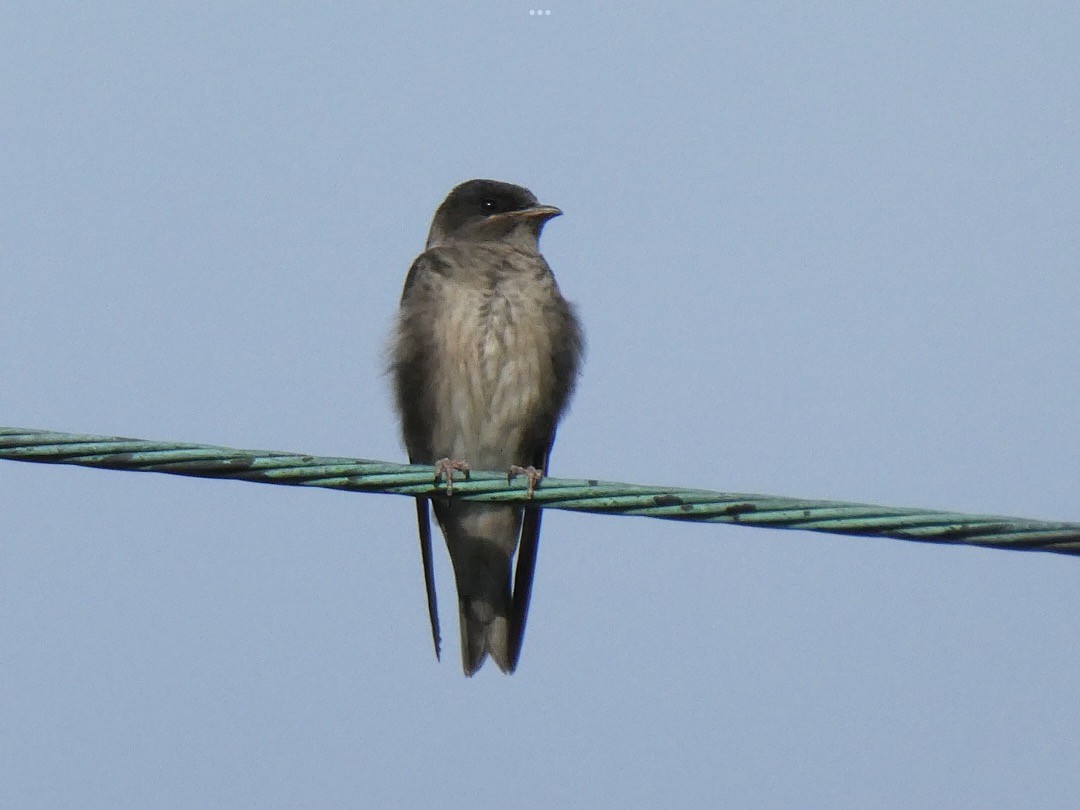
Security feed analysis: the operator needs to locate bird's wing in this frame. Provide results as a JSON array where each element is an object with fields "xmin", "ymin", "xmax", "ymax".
[
  {"xmin": 506, "ymin": 435, "xmax": 555, "ymax": 672},
  {"xmin": 399, "ymin": 250, "xmax": 442, "ymax": 303},
  {"xmin": 394, "ymin": 251, "xmax": 448, "ymax": 662},
  {"xmin": 414, "ymin": 497, "xmax": 441, "ymax": 660},
  {"xmin": 506, "ymin": 292, "xmax": 584, "ymax": 671}
]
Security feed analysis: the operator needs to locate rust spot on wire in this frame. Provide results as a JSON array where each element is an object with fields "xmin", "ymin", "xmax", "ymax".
[{"xmin": 653, "ymin": 494, "xmax": 684, "ymax": 507}]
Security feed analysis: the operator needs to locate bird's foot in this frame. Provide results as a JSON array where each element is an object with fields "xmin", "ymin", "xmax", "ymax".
[
  {"xmin": 434, "ymin": 458, "xmax": 471, "ymax": 496},
  {"xmin": 508, "ymin": 465, "xmax": 544, "ymax": 499}
]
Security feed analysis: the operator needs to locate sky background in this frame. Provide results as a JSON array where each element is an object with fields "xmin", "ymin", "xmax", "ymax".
[{"xmin": 3, "ymin": 3, "xmax": 1079, "ymax": 807}]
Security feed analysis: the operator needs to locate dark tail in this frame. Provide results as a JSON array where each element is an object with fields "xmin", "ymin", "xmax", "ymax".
[
  {"xmin": 458, "ymin": 590, "xmax": 513, "ymax": 676},
  {"xmin": 435, "ymin": 501, "xmax": 524, "ymax": 676}
]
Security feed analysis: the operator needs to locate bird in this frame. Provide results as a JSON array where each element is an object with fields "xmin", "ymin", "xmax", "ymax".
[{"xmin": 389, "ymin": 179, "xmax": 584, "ymax": 675}]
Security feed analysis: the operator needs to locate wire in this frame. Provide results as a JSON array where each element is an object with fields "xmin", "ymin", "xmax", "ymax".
[{"xmin": 2, "ymin": 426, "xmax": 1077, "ymax": 556}]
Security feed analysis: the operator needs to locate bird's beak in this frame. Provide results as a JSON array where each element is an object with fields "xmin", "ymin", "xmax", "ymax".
[{"xmin": 506, "ymin": 205, "xmax": 563, "ymax": 223}]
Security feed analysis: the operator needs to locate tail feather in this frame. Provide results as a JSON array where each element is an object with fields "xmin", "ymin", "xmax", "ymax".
[
  {"xmin": 459, "ymin": 597, "xmax": 512, "ymax": 676},
  {"xmin": 434, "ymin": 502, "xmax": 522, "ymax": 675}
]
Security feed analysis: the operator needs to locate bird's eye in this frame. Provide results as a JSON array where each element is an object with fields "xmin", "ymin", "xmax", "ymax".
[{"xmin": 479, "ymin": 198, "xmax": 499, "ymax": 213}]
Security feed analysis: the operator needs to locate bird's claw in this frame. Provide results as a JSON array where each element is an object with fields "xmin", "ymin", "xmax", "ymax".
[
  {"xmin": 508, "ymin": 465, "xmax": 544, "ymax": 499},
  {"xmin": 435, "ymin": 458, "xmax": 471, "ymax": 496}
]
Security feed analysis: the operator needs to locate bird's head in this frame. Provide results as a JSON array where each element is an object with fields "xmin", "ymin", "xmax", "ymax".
[{"xmin": 426, "ymin": 179, "xmax": 562, "ymax": 249}]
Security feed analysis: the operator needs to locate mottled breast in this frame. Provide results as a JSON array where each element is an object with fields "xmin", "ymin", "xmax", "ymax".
[{"xmin": 426, "ymin": 243, "xmax": 560, "ymax": 469}]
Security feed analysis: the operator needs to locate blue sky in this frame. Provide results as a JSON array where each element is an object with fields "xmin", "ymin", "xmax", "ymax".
[{"xmin": 3, "ymin": 4, "xmax": 1079, "ymax": 807}]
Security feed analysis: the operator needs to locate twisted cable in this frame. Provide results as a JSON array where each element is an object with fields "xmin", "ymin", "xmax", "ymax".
[{"xmin": 2, "ymin": 427, "xmax": 1077, "ymax": 556}]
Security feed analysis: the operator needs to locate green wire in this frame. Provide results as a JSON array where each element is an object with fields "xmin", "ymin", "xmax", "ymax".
[{"xmin": 2, "ymin": 426, "xmax": 1077, "ymax": 556}]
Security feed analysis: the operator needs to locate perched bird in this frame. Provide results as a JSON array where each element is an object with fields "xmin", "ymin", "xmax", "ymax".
[{"xmin": 390, "ymin": 179, "xmax": 584, "ymax": 675}]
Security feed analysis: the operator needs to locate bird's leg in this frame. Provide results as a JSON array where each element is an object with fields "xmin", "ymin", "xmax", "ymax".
[
  {"xmin": 508, "ymin": 465, "xmax": 544, "ymax": 499},
  {"xmin": 434, "ymin": 457, "xmax": 471, "ymax": 496}
]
